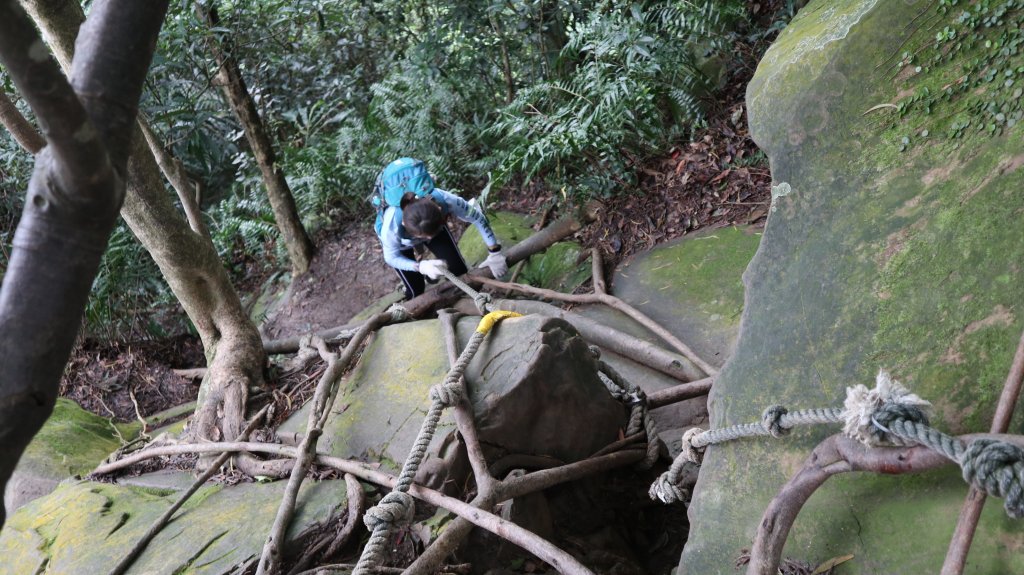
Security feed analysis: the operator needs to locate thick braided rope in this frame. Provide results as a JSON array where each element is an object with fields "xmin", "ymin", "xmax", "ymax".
[
  {"xmin": 886, "ymin": 419, "xmax": 1024, "ymax": 518},
  {"xmin": 689, "ymin": 407, "xmax": 843, "ymax": 452},
  {"xmin": 648, "ymin": 370, "xmax": 1024, "ymax": 517},
  {"xmin": 353, "ymin": 312, "xmax": 519, "ymax": 575},
  {"xmin": 649, "ymin": 446, "xmax": 692, "ymax": 503},
  {"xmin": 440, "ymin": 268, "xmax": 492, "ymax": 314}
]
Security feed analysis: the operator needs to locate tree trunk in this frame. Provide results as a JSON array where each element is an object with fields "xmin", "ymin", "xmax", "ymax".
[
  {"xmin": 21, "ymin": 0, "xmax": 266, "ymax": 446},
  {"xmin": 201, "ymin": 5, "xmax": 315, "ymax": 275},
  {"xmin": 0, "ymin": 0, "xmax": 168, "ymax": 528}
]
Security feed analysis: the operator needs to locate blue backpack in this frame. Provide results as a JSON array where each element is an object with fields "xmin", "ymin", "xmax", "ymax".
[{"xmin": 372, "ymin": 158, "xmax": 443, "ymax": 235}]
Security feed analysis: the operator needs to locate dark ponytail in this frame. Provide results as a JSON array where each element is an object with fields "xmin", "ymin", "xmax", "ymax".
[
  {"xmin": 402, "ymin": 196, "xmax": 444, "ymax": 238},
  {"xmin": 399, "ymin": 192, "xmax": 419, "ymax": 210}
]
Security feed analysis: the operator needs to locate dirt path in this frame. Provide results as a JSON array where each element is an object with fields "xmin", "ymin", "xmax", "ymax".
[{"xmin": 260, "ymin": 224, "xmax": 400, "ymax": 340}]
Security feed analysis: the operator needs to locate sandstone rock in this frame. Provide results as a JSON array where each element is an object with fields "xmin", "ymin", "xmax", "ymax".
[
  {"xmin": 3, "ymin": 399, "xmax": 139, "ymax": 514},
  {"xmin": 0, "ymin": 479, "xmax": 345, "ymax": 574},
  {"xmin": 683, "ymin": 2, "xmax": 1024, "ymax": 573}
]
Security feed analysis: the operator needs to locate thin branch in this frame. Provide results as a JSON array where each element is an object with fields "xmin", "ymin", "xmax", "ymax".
[
  {"xmin": 138, "ymin": 118, "xmax": 209, "ymax": 238},
  {"xmin": 491, "ymin": 297, "xmax": 705, "ymax": 382},
  {"xmin": 258, "ymin": 312, "xmax": 392, "ymax": 575},
  {"xmin": 93, "ymin": 440, "xmax": 618, "ymax": 575},
  {"xmin": 286, "ymin": 473, "xmax": 366, "ymax": 575},
  {"xmin": 0, "ymin": 89, "xmax": 44, "ymax": 153},
  {"xmin": 942, "ymin": 328, "xmax": 1024, "ymax": 575},
  {"xmin": 438, "ymin": 309, "xmax": 497, "ymax": 493},
  {"xmin": 108, "ymin": 405, "xmax": 270, "ymax": 575},
  {"xmin": 646, "ymin": 377, "xmax": 714, "ymax": 409},
  {"xmin": 476, "ymin": 277, "xmax": 717, "ymax": 376}
]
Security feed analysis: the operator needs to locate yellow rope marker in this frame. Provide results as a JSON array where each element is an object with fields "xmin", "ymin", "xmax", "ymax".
[{"xmin": 475, "ymin": 310, "xmax": 522, "ymax": 334}]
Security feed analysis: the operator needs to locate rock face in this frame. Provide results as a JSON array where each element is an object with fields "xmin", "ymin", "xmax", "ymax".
[
  {"xmin": 612, "ymin": 226, "xmax": 761, "ymax": 369},
  {"xmin": 457, "ymin": 313, "xmax": 628, "ymax": 463},
  {"xmin": 278, "ymin": 319, "xmax": 455, "ymax": 475},
  {"xmin": 682, "ymin": 2, "xmax": 1024, "ymax": 574},
  {"xmin": 0, "ymin": 480, "xmax": 344, "ymax": 575},
  {"xmin": 281, "ymin": 314, "xmax": 627, "ymax": 491},
  {"xmin": 3, "ymin": 399, "xmax": 139, "ymax": 515}
]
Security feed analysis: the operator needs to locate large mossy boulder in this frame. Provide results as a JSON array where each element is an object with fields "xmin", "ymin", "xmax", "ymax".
[
  {"xmin": 455, "ymin": 313, "xmax": 628, "ymax": 462},
  {"xmin": 613, "ymin": 226, "xmax": 761, "ymax": 368},
  {"xmin": 279, "ymin": 319, "xmax": 454, "ymax": 473},
  {"xmin": 0, "ymin": 479, "xmax": 345, "ymax": 574},
  {"xmin": 280, "ymin": 314, "xmax": 626, "ymax": 492},
  {"xmin": 682, "ymin": 1, "xmax": 1024, "ymax": 573},
  {"xmin": 3, "ymin": 399, "xmax": 139, "ymax": 515}
]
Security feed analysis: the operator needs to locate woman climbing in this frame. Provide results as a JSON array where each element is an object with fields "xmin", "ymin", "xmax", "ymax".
[{"xmin": 372, "ymin": 158, "xmax": 508, "ymax": 300}]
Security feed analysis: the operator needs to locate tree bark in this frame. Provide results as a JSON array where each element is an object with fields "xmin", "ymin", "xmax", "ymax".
[
  {"xmin": 21, "ymin": 0, "xmax": 267, "ymax": 447},
  {"xmin": 201, "ymin": 5, "xmax": 314, "ymax": 275},
  {"xmin": 0, "ymin": 90, "xmax": 44, "ymax": 153},
  {"xmin": 0, "ymin": 0, "xmax": 168, "ymax": 528}
]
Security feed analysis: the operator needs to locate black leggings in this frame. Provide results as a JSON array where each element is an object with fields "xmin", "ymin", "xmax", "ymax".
[{"xmin": 395, "ymin": 225, "xmax": 468, "ymax": 300}]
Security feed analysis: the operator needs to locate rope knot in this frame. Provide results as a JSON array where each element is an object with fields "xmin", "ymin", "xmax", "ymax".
[
  {"xmin": 387, "ymin": 303, "xmax": 409, "ymax": 322},
  {"xmin": 473, "ymin": 292, "xmax": 492, "ymax": 315},
  {"xmin": 648, "ymin": 473, "xmax": 688, "ymax": 504},
  {"xmin": 961, "ymin": 439, "xmax": 1024, "ymax": 519},
  {"xmin": 364, "ymin": 491, "xmax": 415, "ymax": 531},
  {"xmin": 588, "ymin": 345, "xmax": 602, "ymax": 359},
  {"xmin": 761, "ymin": 405, "xmax": 790, "ymax": 438},
  {"xmin": 429, "ymin": 380, "xmax": 464, "ymax": 407},
  {"xmin": 680, "ymin": 427, "xmax": 706, "ymax": 464},
  {"xmin": 843, "ymin": 370, "xmax": 931, "ymax": 447}
]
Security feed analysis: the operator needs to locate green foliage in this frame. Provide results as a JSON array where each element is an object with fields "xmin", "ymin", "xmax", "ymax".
[
  {"xmin": 485, "ymin": 0, "xmax": 743, "ymax": 198},
  {"xmin": 0, "ymin": 0, "xmax": 760, "ymax": 342},
  {"xmin": 886, "ymin": 0, "xmax": 1024, "ymax": 150}
]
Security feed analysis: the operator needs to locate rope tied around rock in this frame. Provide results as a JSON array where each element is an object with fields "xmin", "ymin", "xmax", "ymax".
[
  {"xmin": 649, "ymin": 370, "xmax": 1024, "ymax": 518},
  {"xmin": 589, "ymin": 345, "xmax": 660, "ymax": 469},
  {"xmin": 352, "ymin": 310, "xmax": 520, "ymax": 575}
]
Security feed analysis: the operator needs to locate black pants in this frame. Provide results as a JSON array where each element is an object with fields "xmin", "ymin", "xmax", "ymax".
[{"xmin": 395, "ymin": 225, "xmax": 468, "ymax": 300}]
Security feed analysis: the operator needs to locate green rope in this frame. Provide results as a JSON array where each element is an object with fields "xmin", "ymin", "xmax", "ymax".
[
  {"xmin": 648, "ymin": 371, "xmax": 1024, "ymax": 517},
  {"xmin": 590, "ymin": 348, "xmax": 660, "ymax": 469}
]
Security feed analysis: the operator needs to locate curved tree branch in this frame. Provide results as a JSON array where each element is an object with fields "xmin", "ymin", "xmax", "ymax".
[{"xmin": 747, "ymin": 433, "xmax": 1024, "ymax": 575}]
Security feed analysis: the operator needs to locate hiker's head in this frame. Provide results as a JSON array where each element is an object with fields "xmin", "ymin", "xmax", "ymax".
[{"xmin": 401, "ymin": 192, "xmax": 443, "ymax": 239}]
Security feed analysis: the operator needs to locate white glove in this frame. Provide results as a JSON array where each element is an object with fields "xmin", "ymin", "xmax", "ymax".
[
  {"xmin": 419, "ymin": 259, "xmax": 448, "ymax": 280},
  {"xmin": 483, "ymin": 250, "xmax": 508, "ymax": 278}
]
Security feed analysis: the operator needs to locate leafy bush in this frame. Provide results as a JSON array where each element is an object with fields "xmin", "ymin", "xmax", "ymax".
[{"xmin": 485, "ymin": 0, "xmax": 743, "ymax": 198}]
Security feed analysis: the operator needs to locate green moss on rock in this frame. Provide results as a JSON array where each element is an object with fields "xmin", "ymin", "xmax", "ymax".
[{"xmin": 682, "ymin": 1, "xmax": 1024, "ymax": 573}]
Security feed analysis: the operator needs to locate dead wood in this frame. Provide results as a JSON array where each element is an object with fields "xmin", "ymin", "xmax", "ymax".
[
  {"xmin": 262, "ymin": 201, "xmax": 600, "ymax": 355},
  {"xmin": 286, "ymin": 473, "xmax": 366, "ymax": 575},
  {"xmin": 109, "ymin": 406, "xmax": 270, "ymax": 575},
  {"xmin": 941, "ymin": 328, "xmax": 1024, "ymax": 575},
  {"xmin": 492, "ymin": 298, "xmax": 704, "ymax": 381},
  {"xmin": 258, "ymin": 312, "xmax": 393, "ymax": 575},
  {"xmin": 647, "ymin": 376, "xmax": 714, "ymax": 409},
  {"xmin": 475, "ymin": 274, "xmax": 716, "ymax": 376},
  {"xmin": 748, "ymin": 433, "xmax": 1024, "ymax": 575},
  {"xmin": 94, "ymin": 440, "xmax": 635, "ymax": 575}
]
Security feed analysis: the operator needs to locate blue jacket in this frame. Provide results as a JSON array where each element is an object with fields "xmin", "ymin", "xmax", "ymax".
[{"xmin": 377, "ymin": 189, "xmax": 498, "ymax": 272}]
